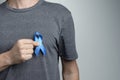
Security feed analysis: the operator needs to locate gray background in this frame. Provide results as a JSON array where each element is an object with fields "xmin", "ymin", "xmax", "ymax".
[{"xmin": 0, "ymin": 0, "xmax": 120, "ymax": 80}]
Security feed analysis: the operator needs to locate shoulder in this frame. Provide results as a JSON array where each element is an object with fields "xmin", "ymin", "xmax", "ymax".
[
  {"xmin": 0, "ymin": 1, "xmax": 7, "ymax": 11},
  {"xmin": 0, "ymin": 2, "xmax": 6, "ymax": 16},
  {"xmin": 42, "ymin": 1, "xmax": 71, "ymax": 17},
  {"xmin": 43, "ymin": 1, "xmax": 69, "ymax": 11},
  {"xmin": 0, "ymin": 1, "xmax": 5, "ymax": 8}
]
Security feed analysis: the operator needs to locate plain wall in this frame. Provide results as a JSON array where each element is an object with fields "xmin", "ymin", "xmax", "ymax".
[{"xmin": 0, "ymin": 0, "xmax": 120, "ymax": 80}]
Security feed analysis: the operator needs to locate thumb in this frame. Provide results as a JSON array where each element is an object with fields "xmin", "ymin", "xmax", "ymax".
[{"xmin": 33, "ymin": 41, "xmax": 39, "ymax": 46}]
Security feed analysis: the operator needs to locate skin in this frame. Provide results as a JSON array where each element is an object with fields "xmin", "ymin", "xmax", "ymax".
[
  {"xmin": 0, "ymin": 0, "xmax": 80, "ymax": 80},
  {"xmin": 62, "ymin": 59, "xmax": 79, "ymax": 80},
  {"xmin": 0, "ymin": 39, "xmax": 39, "ymax": 71}
]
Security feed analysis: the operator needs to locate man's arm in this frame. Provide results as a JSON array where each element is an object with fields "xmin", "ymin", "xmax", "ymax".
[
  {"xmin": 61, "ymin": 59, "xmax": 79, "ymax": 80},
  {"xmin": 0, "ymin": 39, "xmax": 39, "ymax": 72},
  {"xmin": 0, "ymin": 51, "xmax": 12, "ymax": 71}
]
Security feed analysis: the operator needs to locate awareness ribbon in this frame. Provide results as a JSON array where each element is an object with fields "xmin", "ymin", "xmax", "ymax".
[{"xmin": 34, "ymin": 32, "xmax": 46, "ymax": 56}]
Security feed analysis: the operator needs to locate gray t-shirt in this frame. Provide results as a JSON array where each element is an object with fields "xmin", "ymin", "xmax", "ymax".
[{"xmin": 0, "ymin": 0, "xmax": 78, "ymax": 80}]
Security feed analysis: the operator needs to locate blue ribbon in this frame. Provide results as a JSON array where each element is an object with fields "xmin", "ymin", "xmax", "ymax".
[{"xmin": 34, "ymin": 32, "xmax": 46, "ymax": 56}]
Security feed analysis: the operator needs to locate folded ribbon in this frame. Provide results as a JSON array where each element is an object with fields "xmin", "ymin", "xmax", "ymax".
[{"xmin": 34, "ymin": 32, "xmax": 46, "ymax": 56}]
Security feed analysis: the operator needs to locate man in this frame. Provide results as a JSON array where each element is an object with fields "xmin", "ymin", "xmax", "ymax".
[{"xmin": 0, "ymin": 0, "xmax": 79, "ymax": 80}]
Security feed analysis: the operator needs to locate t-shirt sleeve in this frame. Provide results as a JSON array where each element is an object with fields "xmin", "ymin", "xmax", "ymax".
[{"xmin": 59, "ymin": 10, "xmax": 78, "ymax": 60}]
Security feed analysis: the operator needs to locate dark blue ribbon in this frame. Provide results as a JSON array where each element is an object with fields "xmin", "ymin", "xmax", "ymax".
[{"xmin": 34, "ymin": 32, "xmax": 46, "ymax": 56}]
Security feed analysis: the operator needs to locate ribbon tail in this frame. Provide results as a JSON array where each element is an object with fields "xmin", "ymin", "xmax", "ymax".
[
  {"xmin": 40, "ymin": 45, "xmax": 46, "ymax": 55},
  {"xmin": 35, "ymin": 46, "xmax": 41, "ymax": 56}
]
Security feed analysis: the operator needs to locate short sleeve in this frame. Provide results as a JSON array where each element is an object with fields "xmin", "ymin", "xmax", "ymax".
[{"xmin": 59, "ymin": 11, "xmax": 78, "ymax": 60}]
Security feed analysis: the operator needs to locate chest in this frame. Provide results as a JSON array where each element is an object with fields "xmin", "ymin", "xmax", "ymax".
[{"xmin": 0, "ymin": 13, "xmax": 60, "ymax": 53}]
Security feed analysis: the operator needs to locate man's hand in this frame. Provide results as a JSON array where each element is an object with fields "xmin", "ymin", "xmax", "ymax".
[
  {"xmin": 8, "ymin": 39, "xmax": 39, "ymax": 64},
  {"xmin": 0, "ymin": 39, "xmax": 39, "ymax": 71}
]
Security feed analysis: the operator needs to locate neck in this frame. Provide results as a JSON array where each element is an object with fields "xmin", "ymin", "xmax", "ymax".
[{"xmin": 7, "ymin": 0, "xmax": 39, "ymax": 9}]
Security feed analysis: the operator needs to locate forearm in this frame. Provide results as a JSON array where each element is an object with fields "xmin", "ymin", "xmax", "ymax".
[
  {"xmin": 62, "ymin": 59, "xmax": 79, "ymax": 80},
  {"xmin": 62, "ymin": 68, "xmax": 79, "ymax": 80},
  {"xmin": 0, "ymin": 51, "xmax": 12, "ymax": 72}
]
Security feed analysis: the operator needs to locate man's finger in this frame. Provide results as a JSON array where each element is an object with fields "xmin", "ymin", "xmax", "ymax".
[
  {"xmin": 17, "ymin": 39, "xmax": 39, "ymax": 46},
  {"xmin": 20, "ymin": 44, "xmax": 34, "ymax": 49},
  {"xmin": 21, "ymin": 49, "xmax": 34, "ymax": 54},
  {"xmin": 33, "ymin": 42, "xmax": 39, "ymax": 46},
  {"xmin": 18, "ymin": 39, "xmax": 33, "ymax": 44}
]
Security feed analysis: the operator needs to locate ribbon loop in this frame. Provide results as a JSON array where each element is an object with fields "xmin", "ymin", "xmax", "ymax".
[{"xmin": 34, "ymin": 32, "xmax": 46, "ymax": 56}]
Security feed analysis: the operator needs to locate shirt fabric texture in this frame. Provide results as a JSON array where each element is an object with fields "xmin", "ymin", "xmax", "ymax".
[{"xmin": 0, "ymin": 0, "xmax": 78, "ymax": 80}]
